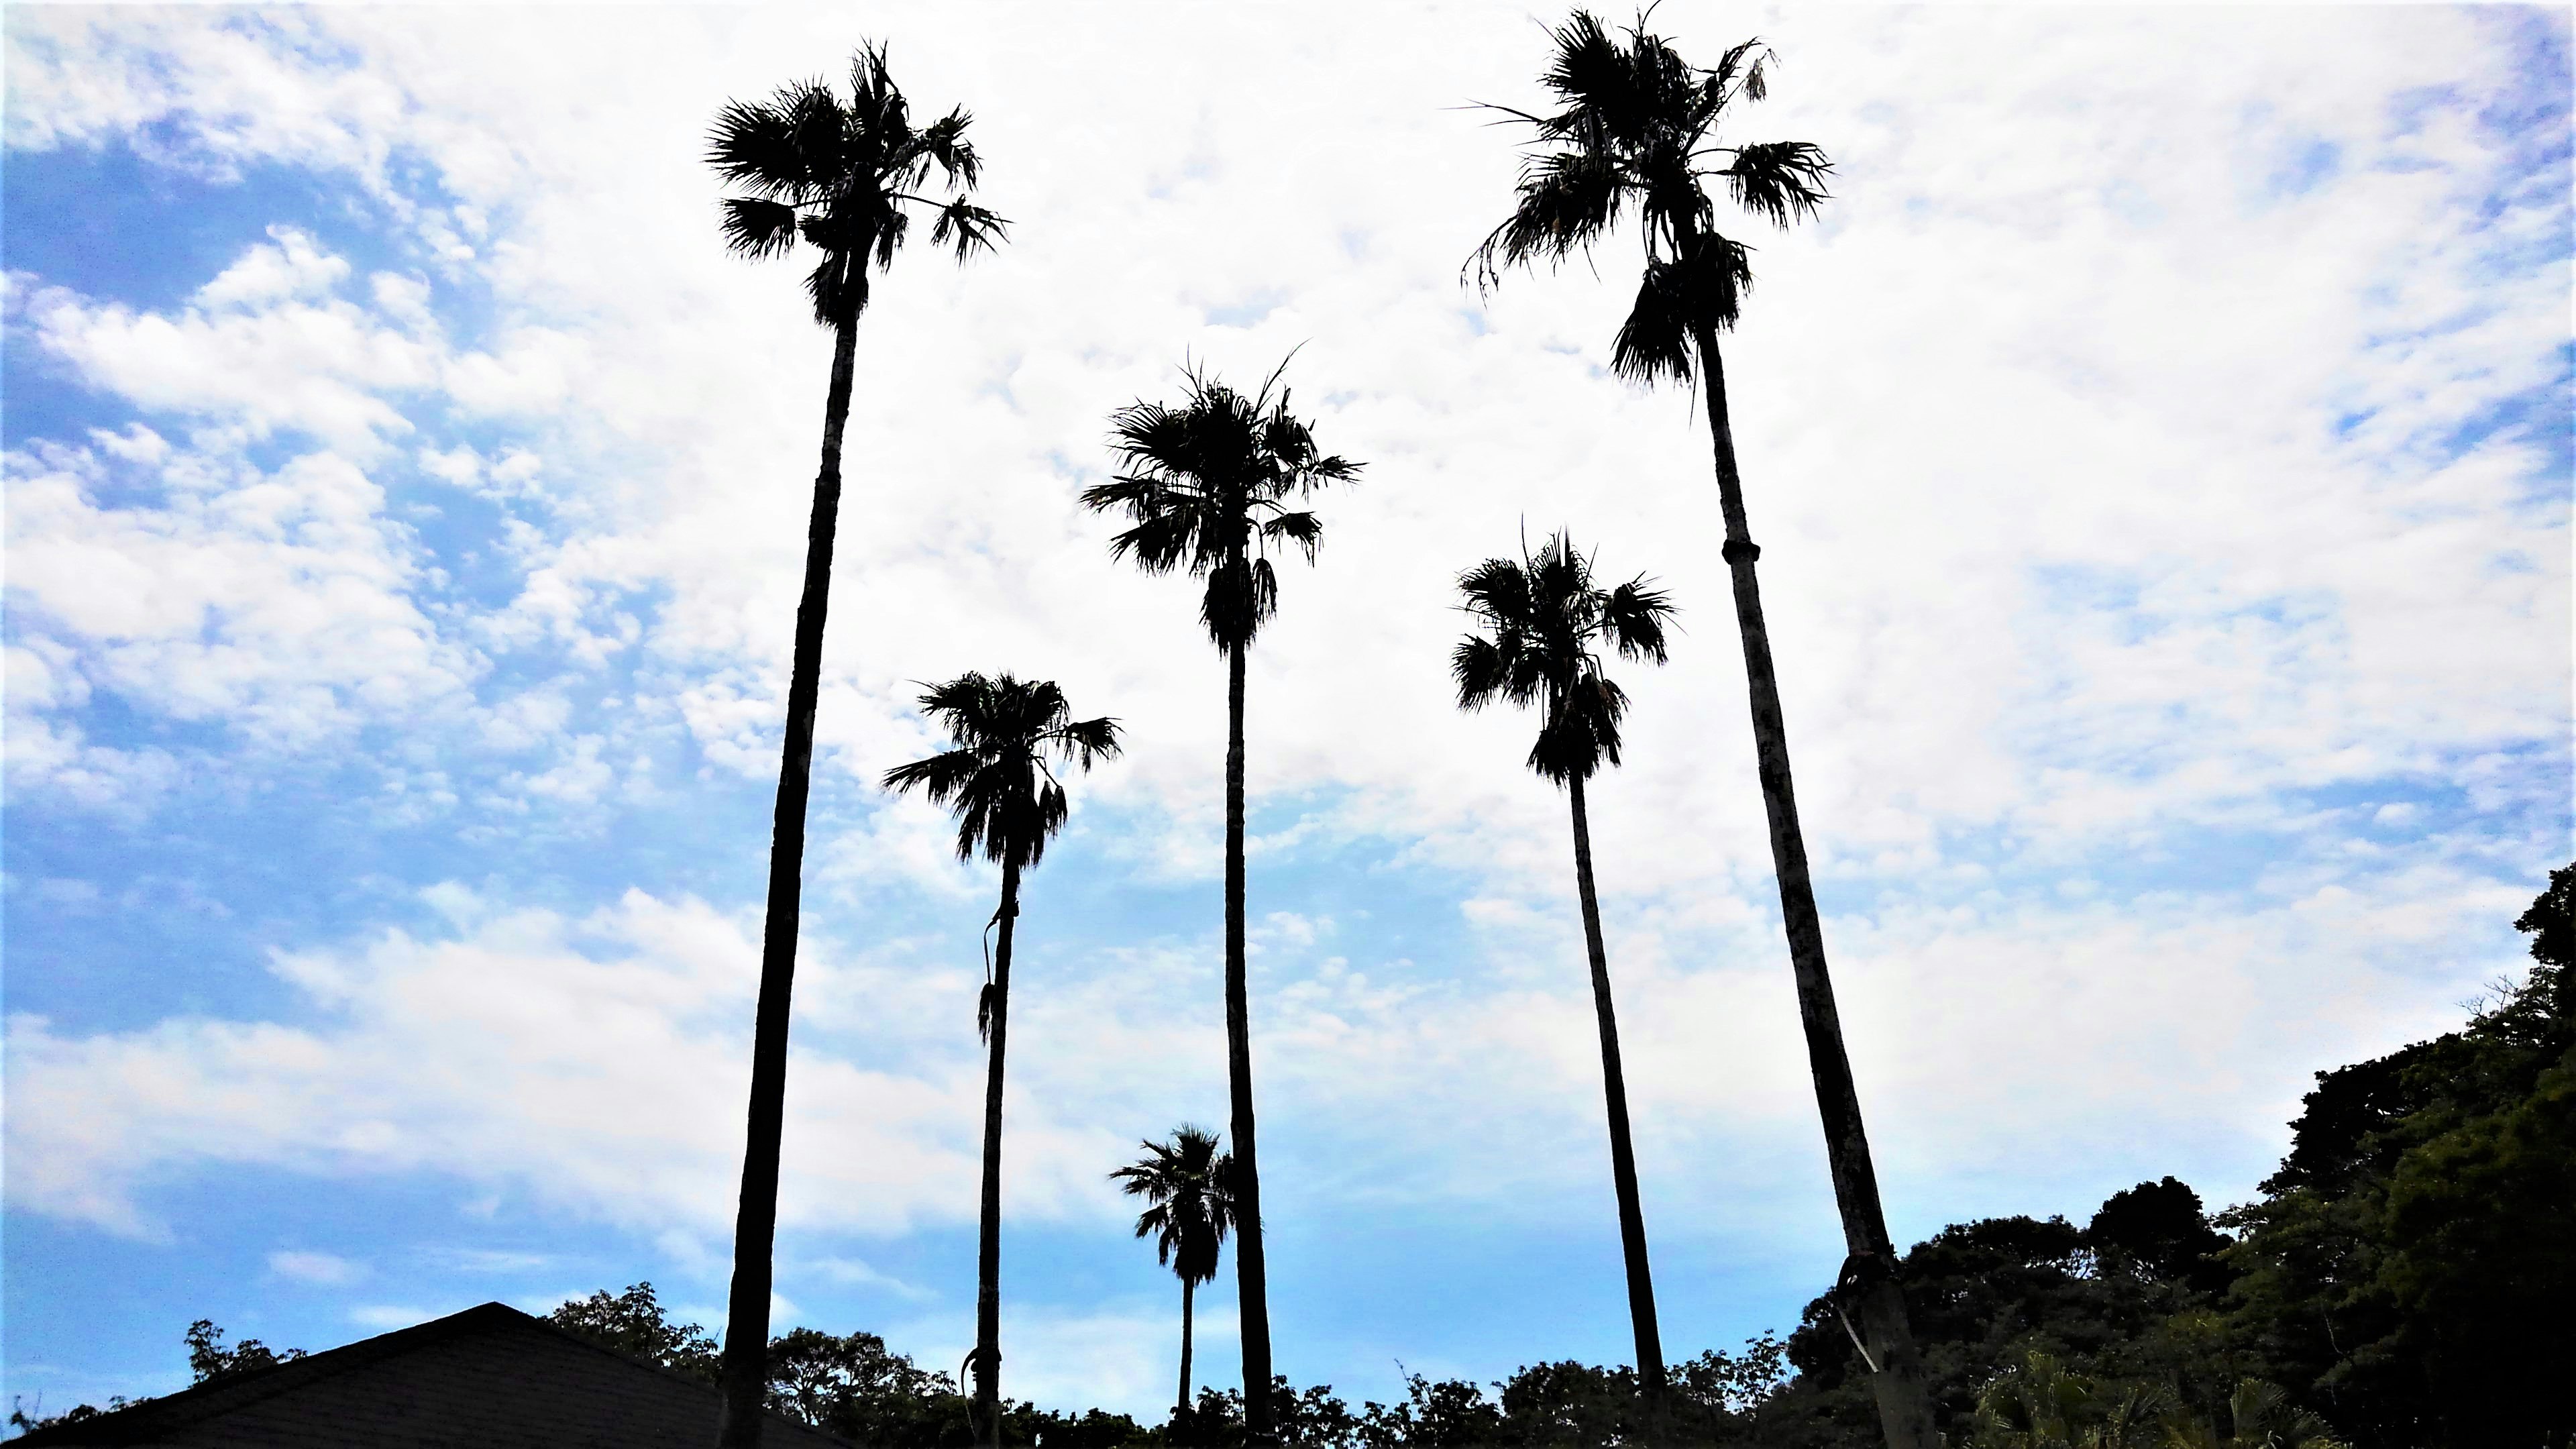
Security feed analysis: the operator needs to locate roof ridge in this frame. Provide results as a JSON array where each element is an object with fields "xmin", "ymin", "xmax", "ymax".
[{"xmin": 14, "ymin": 1302, "xmax": 525, "ymax": 1444}]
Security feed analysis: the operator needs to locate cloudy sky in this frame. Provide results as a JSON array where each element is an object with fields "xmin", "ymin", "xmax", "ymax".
[{"xmin": 4, "ymin": 0, "xmax": 2567, "ymax": 1422}]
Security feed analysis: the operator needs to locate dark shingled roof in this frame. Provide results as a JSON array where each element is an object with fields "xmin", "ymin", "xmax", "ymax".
[{"xmin": 16, "ymin": 1301, "xmax": 853, "ymax": 1448}]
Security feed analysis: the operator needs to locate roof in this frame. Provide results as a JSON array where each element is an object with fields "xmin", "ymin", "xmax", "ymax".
[{"xmin": 17, "ymin": 1301, "xmax": 853, "ymax": 1448}]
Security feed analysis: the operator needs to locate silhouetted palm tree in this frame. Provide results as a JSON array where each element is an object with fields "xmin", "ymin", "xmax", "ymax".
[
  {"xmin": 1453, "ymin": 531, "xmax": 1675, "ymax": 1393},
  {"xmin": 1079, "ymin": 361, "xmax": 1358, "ymax": 1440},
  {"xmin": 1110, "ymin": 1126, "xmax": 1238, "ymax": 1419},
  {"xmin": 704, "ymin": 44, "xmax": 1005, "ymax": 1449},
  {"xmin": 883, "ymin": 673, "xmax": 1120, "ymax": 1449},
  {"xmin": 1469, "ymin": 13, "xmax": 1935, "ymax": 1445}
]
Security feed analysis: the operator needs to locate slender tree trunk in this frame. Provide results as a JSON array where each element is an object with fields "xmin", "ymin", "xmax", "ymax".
[
  {"xmin": 1690, "ymin": 322, "xmax": 1935, "ymax": 1449},
  {"xmin": 971, "ymin": 862, "xmax": 1022, "ymax": 1449},
  {"xmin": 717, "ymin": 302, "xmax": 863, "ymax": 1449},
  {"xmin": 1566, "ymin": 773, "xmax": 1667, "ymax": 1393},
  {"xmin": 1222, "ymin": 641, "xmax": 1275, "ymax": 1440},
  {"xmin": 1177, "ymin": 1275, "xmax": 1196, "ymax": 1421}
]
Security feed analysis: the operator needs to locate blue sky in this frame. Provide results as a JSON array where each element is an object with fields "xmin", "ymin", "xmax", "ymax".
[{"xmin": 5, "ymin": 2, "xmax": 2569, "ymax": 1422}]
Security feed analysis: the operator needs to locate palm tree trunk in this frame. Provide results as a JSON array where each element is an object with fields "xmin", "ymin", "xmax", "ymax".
[
  {"xmin": 1566, "ymin": 773, "xmax": 1666, "ymax": 1392},
  {"xmin": 1222, "ymin": 641, "xmax": 1275, "ymax": 1440},
  {"xmin": 1177, "ymin": 1275, "xmax": 1196, "ymax": 1420},
  {"xmin": 717, "ymin": 303, "xmax": 863, "ymax": 1449},
  {"xmin": 1690, "ymin": 322, "xmax": 1935, "ymax": 1449},
  {"xmin": 971, "ymin": 861, "xmax": 1021, "ymax": 1449}
]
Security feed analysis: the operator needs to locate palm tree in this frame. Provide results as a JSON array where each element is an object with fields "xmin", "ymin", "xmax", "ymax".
[
  {"xmin": 1109, "ymin": 1126, "xmax": 1238, "ymax": 1420},
  {"xmin": 703, "ymin": 46, "xmax": 1005, "ymax": 1449},
  {"xmin": 1468, "ymin": 15, "xmax": 1938, "ymax": 1446},
  {"xmin": 1078, "ymin": 360, "xmax": 1359, "ymax": 1439},
  {"xmin": 883, "ymin": 673, "xmax": 1120, "ymax": 1449},
  {"xmin": 1452, "ymin": 531, "xmax": 1676, "ymax": 1392}
]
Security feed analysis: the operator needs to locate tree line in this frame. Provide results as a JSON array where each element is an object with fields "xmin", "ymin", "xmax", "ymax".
[
  {"xmin": 702, "ymin": 12, "xmax": 1939, "ymax": 1448},
  {"xmin": 34, "ymin": 865, "xmax": 2556, "ymax": 1445}
]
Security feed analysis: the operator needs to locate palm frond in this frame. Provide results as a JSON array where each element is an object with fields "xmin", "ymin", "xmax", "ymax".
[
  {"xmin": 704, "ymin": 85, "xmax": 826, "ymax": 198},
  {"xmin": 928, "ymin": 199, "xmax": 1008, "ymax": 260},
  {"xmin": 1470, "ymin": 149, "xmax": 1625, "ymax": 286},
  {"xmin": 718, "ymin": 197, "xmax": 801, "ymax": 260},
  {"xmin": 1603, "ymin": 577, "xmax": 1675, "ymax": 662},
  {"xmin": 1723, "ymin": 140, "xmax": 1831, "ymax": 228},
  {"xmin": 1047, "ymin": 716, "xmax": 1124, "ymax": 769},
  {"xmin": 1260, "ymin": 510, "xmax": 1324, "ymax": 561},
  {"xmin": 1610, "ymin": 253, "xmax": 1697, "ymax": 384}
]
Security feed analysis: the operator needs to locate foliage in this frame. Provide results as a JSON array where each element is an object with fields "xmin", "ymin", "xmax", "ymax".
[
  {"xmin": 1469, "ymin": 9, "xmax": 1829, "ymax": 382},
  {"xmin": 183, "ymin": 1318, "xmax": 307, "ymax": 1384},
  {"xmin": 706, "ymin": 41, "xmax": 1004, "ymax": 327},
  {"xmin": 1081, "ymin": 359, "xmax": 1360, "ymax": 653},
  {"xmin": 881, "ymin": 672, "xmax": 1121, "ymax": 873},
  {"xmin": 547, "ymin": 1281, "xmax": 721, "ymax": 1383},
  {"xmin": 2219, "ymin": 861, "xmax": 2575, "ymax": 1448},
  {"xmin": 1452, "ymin": 531, "xmax": 1674, "ymax": 784},
  {"xmin": 1111, "ymin": 1124, "xmax": 1236, "ymax": 1289}
]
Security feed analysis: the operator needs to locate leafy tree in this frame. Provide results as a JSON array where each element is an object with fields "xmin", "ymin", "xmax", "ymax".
[
  {"xmin": 2087, "ymin": 1179, "xmax": 2233, "ymax": 1295},
  {"xmin": 885, "ymin": 673, "xmax": 1120, "ymax": 1446},
  {"xmin": 702, "ymin": 44, "xmax": 1005, "ymax": 1448},
  {"xmin": 1079, "ymin": 360, "xmax": 1359, "ymax": 1438},
  {"xmin": 547, "ymin": 1282, "xmax": 720, "ymax": 1382},
  {"xmin": 184, "ymin": 1318, "xmax": 307, "ymax": 1385},
  {"xmin": 1451, "ymin": 530, "xmax": 1676, "ymax": 1391},
  {"xmin": 765, "ymin": 1326, "xmax": 968, "ymax": 1445},
  {"xmin": 1110, "ymin": 1126, "xmax": 1238, "ymax": 1417},
  {"xmin": 2224, "ymin": 862, "xmax": 2575, "ymax": 1448},
  {"xmin": 1468, "ymin": 16, "xmax": 1931, "ymax": 1443}
]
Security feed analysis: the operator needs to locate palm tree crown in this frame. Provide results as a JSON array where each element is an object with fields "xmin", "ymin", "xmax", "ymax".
[
  {"xmin": 1110, "ymin": 1126, "xmax": 1238, "ymax": 1289},
  {"xmin": 1081, "ymin": 360, "xmax": 1361, "ymax": 652},
  {"xmin": 1468, "ymin": 9, "xmax": 1830, "ymax": 384},
  {"xmin": 708, "ymin": 42, "xmax": 1007, "ymax": 327},
  {"xmin": 881, "ymin": 672, "xmax": 1122, "ymax": 874},
  {"xmin": 1454, "ymin": 531, "xmax": 1675, "ymax": 784}
]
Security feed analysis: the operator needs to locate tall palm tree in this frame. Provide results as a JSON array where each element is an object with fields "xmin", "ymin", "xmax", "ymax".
[
  {"xmin": 1109, "ymin": 1126, "xmax": 1238, "ymax": 1420},
  {"xmin": 1079, "ymin": 361, "xmax": 1358, "ymax": 1439},
  {"xmin": 703, "ymin": 45, "xmax": 1004, "ymax": 1449},
  {"xmin": 1452, "ymin": 531, "xmax": 1676, "ymax": 1393},
  {"xmin": 1468, "ymin": 13, "xmax": 1937, "ymax": 1445},
  {"xmin": 883, "ymin": 673, "xmax": 1120, "ymax": 1449}
]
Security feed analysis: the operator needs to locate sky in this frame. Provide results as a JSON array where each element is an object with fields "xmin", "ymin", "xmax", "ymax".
[{"xmin": 3, "ymin": 0, "xmax": 2569, "ymax": 1424}]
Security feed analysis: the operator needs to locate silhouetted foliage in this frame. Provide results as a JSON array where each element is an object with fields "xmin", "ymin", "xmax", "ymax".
[
  {"xmin": 184, "ymin": 1318, "xmax": 307, "ymax": 1385},
  {"xmin": 547, "ymin": 1282, "xmax": 720, "ymax": 1382},
  {"xmin": 1452, "ymin": 531, "xmax": 1673, "ymax": 786},
  {"xmin": 708, "ymin": 42, "xmax": 1004, "ymax": 327},
  {"xmin": 1085, "ymin": 360, "xmax": 1360, "ymax": 655}
]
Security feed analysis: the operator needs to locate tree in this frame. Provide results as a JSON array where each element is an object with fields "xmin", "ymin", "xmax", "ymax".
[
  {"xmin": 1079, "ymin": 360, "xmax": 1359, "ymax": 1438},
  {"xmin": 1451, "ymin": 530, "xmax": 1676, "ymax": 1391},
  {"xmin": 547, "ymin": 1283, "xmax": 721, "ymax": 1382},
  {"xmin": 1110, "ymin": 1125, "xmax": 1239, "ymax": 1419},
  {"xmin": 1468, "ymin": 14, "xmax": 1936, "ymax": 1444},
  {"xmin": 703, "ymin": 42, "xmax": 1005, "ymax": 1449},
  {"xmin": 883, "ymin": 672, "xmax": 1120, "ymax": 1448},
  {"xmin": 185, "ymin": 1320, "xmax": 306, "ymax": 1385}
]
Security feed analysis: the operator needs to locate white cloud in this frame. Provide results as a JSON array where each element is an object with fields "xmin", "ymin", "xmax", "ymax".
[
  {"xmin": 196, "ymin": 226, "xmax": 350, "ymax": 309},
  {"xmin": 268, "ymin": 1250, "xmax": 366, "ymax": 1286},
  {"xmin": 3, "ymin": 434, "xmax": 479, "ymax": 750}
]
